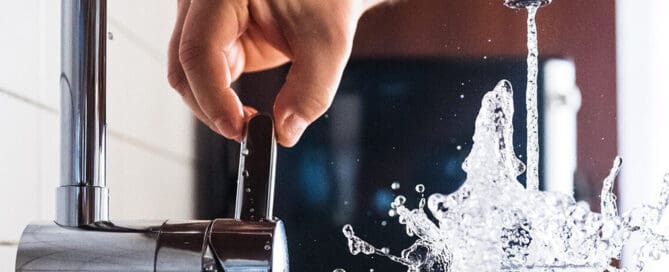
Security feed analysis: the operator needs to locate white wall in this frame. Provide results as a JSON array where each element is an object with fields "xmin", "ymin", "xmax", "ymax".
[
  {"xmin": 0, "ymin": 1, "xmax": 195, "ymax": 270},
  {"xmin": 617, "ymin": 0, "xmax": 669, "ymax": 270}
]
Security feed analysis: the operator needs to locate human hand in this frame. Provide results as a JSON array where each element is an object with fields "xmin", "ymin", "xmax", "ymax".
[{"xmin": 168, "ymin": 0, "xmax": 384, "ymax": 146}]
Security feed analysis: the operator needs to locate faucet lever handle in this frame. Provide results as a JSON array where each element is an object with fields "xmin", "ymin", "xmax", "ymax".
[{"xmin": 235, "ymin": 113, "xmax": 277, "ymax": 221}]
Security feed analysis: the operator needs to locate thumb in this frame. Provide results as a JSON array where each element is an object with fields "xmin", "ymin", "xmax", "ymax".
[{"xmin": 273, "ymin": 34, "xmax": 353, "ymax": 147}]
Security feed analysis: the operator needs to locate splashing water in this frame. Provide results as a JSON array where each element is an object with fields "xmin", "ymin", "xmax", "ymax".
[
  {"xmin": 343, "ymin": 80, "xmax": 669, "ymax": 272},
  {"xmin": 342, "ymin": 5, "xmax": 669, "ymax": 272}
]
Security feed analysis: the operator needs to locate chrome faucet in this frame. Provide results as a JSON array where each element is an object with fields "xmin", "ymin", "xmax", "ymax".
[
  {"xmin": 15, "ymin": 0, "xmax": 288, "ymax": 271},
  {"xmin": 57, "ymin": 0, "xmax": 109, "ymax": 228}
]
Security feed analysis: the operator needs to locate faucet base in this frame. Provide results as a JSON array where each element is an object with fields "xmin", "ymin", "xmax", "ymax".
[{"xmin": 15, "ymin": 219, "xmax": 288, "ymax": 272}]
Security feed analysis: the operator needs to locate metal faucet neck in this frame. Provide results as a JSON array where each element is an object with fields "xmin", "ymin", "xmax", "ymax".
[{"xmin": 56, "ymin": 0, "xmax": 109, "ymax": 227}]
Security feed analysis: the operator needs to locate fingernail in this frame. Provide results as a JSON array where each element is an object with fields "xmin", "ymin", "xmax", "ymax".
[
  {"xmin": 282, "ymin": 114, "xmax": 309, "ymax": 146},
  {"xmin": 213, "ymin": 118, "xmax": 238, "ymax": 139}
]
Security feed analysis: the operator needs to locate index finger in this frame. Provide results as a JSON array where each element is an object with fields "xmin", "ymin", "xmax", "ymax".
[{"xmin": 178, "ymin": 0, "xmax": 248, "ymax": 139}]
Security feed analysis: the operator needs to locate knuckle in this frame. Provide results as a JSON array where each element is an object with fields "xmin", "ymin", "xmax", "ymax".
[
  {"xmin": 178, "ymin": 40, "xmax": 208, "ymax": 72},
  {"xmin": 166, "ymin": 70, "xmax": 188, "ymax": 96}
]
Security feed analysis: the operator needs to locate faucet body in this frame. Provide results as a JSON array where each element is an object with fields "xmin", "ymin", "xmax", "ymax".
[
  {"xmin": 16, "ymin": 219, "xmax": 288, "ymax": 271},
  {"xmin": 15, "ymin": 0, "xmax": 288, "ymax": 271},
  {"xmin": 57, "ymin": 0, "xmax": 109, "ymax": 227}
]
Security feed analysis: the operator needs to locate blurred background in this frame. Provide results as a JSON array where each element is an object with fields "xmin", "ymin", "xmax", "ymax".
[{"xmin": 0, "ymin": 0, "xmax": 667, "ymax": 271}]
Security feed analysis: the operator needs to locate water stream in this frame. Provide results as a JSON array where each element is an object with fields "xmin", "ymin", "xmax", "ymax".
[
  {"xmin": 341, "ymin": 5, "xmax": 669, "ymax": 272},
  {"xmin": 525, "ymin": 4, "xmax": 540, "ymax": 191}
]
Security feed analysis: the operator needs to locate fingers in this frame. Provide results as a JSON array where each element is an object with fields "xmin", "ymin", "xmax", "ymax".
[
  {"xmin": 178, "ymin": 0, "xmax": 249, "ymax": 140},
  {"xmin": 273, "ymin": 32, "xmax": 353, "ymax": 147},
  {"xmin": 169, "ymin": 0, "xmax": 358, "ymax": 147},
  {"xmin": 168, "ymin": 0, "xmax": 219, "ymax": 132}
]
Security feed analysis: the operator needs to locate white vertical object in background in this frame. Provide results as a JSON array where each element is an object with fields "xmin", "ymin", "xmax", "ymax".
[
  {"xmin": 617, "ymin": 0, "xmax": 669, "ymax": 269},
  {"xmin": 542, "ymin": 59, "xmax": 581, "ymax": 195}
]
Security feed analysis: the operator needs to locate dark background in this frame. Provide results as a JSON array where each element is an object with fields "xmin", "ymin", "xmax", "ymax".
[{"xmin": 196, "ymin": 58, "xmax": 542, "ymax": 271}]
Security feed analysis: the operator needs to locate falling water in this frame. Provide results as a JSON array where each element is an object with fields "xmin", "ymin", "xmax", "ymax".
[
  {"xmin": 341, "ymin": 4, "xmax": 669, "ymax": 272},
  {"xmin": 525, "ymin": 4, "xmax": 540, "ymax": 191}
]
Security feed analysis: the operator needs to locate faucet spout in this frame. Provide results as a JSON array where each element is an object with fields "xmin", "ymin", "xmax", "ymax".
[{"xmin": 504, "ymin": 0, "xmax": 552, "ymax": 9}]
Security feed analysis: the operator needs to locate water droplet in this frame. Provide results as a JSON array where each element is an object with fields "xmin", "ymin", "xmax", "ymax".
[
  {"xmin": 388, "ymin": 209, "xmax": 397, "ymax": 217},
  {"xmin": 394, "ymin": 195, "xmax": 406, "ymax": 205},
  {"xmin": 460, "ymin": 94, "xmax": 465, "ymax": 99},
  {"xmin": 456, "ymin": 145, "xmax": 462, "ymax": 151},
  {"xmin": 245, "ymin": 187, "xmax": 251, "ymax": 193},
  {"xmin": 483, "ymin": 56, "xmax": 488, "ymax": 60},
  {"xmin": 249, "ymin": 208, "xmax": 255, "ymax": 213},
  {"xmin": 415, "ymin": 184, "xmax": 425, "ymax": 193},
  {"xmin": 380, "ymin": 247, "xmax": 390, "ymax": 254},
  {"xmin": 324, "ymin": 114, "xmax": 330, "ymax": 119},
  {"xmin": 241, "ymin": 148, "xmax": 249, "ymax": 156},
  {"xmin": 264, "ymin": 244, "xmax": 271, "ymax": 251},
  {"xmin": 380, "ymin": 220, "xmax": 387, "ymax": 226},
  {"xmin": 333, "ymin": 269, "xmax": 346, "ymax": 272},
  {"xmin": 107, "ymin": 32, "xmax": 114, "ymax": 40},
  {"xmin": 243, "ymin": 170, "xmax": 249, "ymax": 177},
  {"xmin": 391, "ymin": 182, "xmax": 400, "ymax": 190},
  {"xmin": 342, "ymin": 224, "xmax": 354, "ymax": 238}
]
